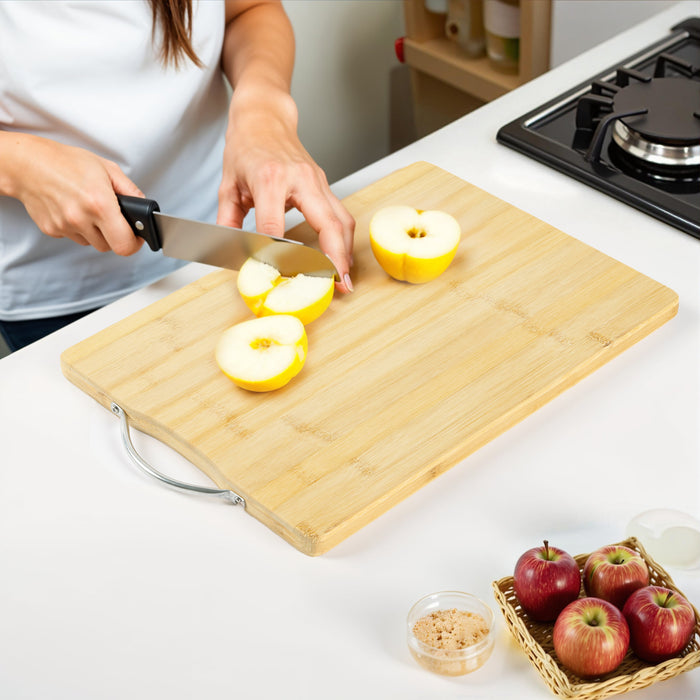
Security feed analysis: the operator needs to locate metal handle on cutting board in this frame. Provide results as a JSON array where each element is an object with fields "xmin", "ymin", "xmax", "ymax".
[{"xmin": 111, "ymin": 403, "xmax": 245, "ymax": 506}]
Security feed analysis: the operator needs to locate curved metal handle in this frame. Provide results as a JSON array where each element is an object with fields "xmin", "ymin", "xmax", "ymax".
[{"xmin": 111, "ymin": 403, "xmax": 244, "ymax": 506}]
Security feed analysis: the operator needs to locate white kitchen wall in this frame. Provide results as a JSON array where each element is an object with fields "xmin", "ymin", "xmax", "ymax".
[
  {"xmin": 283, "ymin": 0, "xmax": 405, "ymax": 184},
  {"xmin": 550, "ymin": 0, "xmax": 698, "ymax": 67}
]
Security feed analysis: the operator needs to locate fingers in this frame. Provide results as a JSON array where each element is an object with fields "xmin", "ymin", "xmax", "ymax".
[
  {"xmin": 250, "ymin": 164, "xmax": 288, "ymax": 239},
  {"xmin": 17, "ymin": 143, "xmax": 146, "ymax": 257},
  {"xmin": 289, "ymin": 169, "xmax": 355, "ymax": 293},
  {"xmin": 229, "ymin": 166, "xmax": 355, "ymax": 291},
  {"xmin": 52, "ymin": 189, "xmax": 143, "ymax": 256},
  {"xmin": 327, "ymin": 187, "xmax": 355, "ymax": 269},
  {"xmin": 104, "ymin": 160, "xmax": 145, "ymax": 199},
  {"xmin": 217, "ymin": 182, "xmax": 250, "ymax": 229},
  {"xmin": 80, "ymin": 225, "xmax": 110, "ymax": 252},
  {"xmin": 100, "ymin": 202, "xmax": 144, "ymax": 256},
  {"xmin": 298, "ymin": 197, "xmax": 354, "ymax": 293},
  {"xmin": 40, "ymin": 197, "xmax": 131, "ymax": 254},
  {"xmin": 70, "ymin": 232, "xmax": 90, "ymax": 247},
  {"xmin": 218, "ymin": 165, "xmax": 355, "ymax": 292},
  {"xmin": 102, "ymin": 159, "xmax": 146, "ymax": 256}
]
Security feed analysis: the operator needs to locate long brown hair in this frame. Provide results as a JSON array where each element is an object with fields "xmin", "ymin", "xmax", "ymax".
[{"xmin": 148, "ymin": 0, "xmax": 203, "ymax": 68}]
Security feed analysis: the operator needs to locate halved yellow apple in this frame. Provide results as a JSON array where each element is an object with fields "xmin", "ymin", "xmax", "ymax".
[
  {"xmin": 369, "ymin": 205, "xmax": 461, "ymax": 283},
  {"xmin": 237, "ymin": 257, "xmax": 334, "ymax": 325},
  {"xmin": 215, "ymin": 315, "xmax": 308, "ymax": 392}
]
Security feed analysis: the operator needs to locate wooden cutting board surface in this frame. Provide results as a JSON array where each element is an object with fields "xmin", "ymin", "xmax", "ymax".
[{"xmin": 61, "ymin": 162, "xmax": 678, "ymax": 555}]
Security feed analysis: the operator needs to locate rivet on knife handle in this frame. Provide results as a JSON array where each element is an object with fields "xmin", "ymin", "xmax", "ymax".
[
  {"xmin": 111, "ymin": 403, "xmax": 245, "ymax": 506},
  {"xmin": 117, "ymin": 194, "xmax": 162, "ymax": 251}
]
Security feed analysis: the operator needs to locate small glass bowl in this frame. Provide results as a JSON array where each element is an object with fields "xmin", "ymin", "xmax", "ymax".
[
  {"xmin": 407, "ymin": 591, "xmax": 495, "ymax": 676},
  {"xmin": 626, "ymin": 509, "xmax": 700, "ymax": 569}
]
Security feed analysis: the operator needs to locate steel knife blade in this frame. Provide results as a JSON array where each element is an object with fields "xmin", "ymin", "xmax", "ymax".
[{"xmin": 117, "ymin": 194, "xmax": 338, "ymax": 279}]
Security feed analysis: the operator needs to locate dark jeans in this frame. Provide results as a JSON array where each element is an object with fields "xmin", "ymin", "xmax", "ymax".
[{"xmin": 0, "ymin": 309, "xmax": 97, "ymax": 352}]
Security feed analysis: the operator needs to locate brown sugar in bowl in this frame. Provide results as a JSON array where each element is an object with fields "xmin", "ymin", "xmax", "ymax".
[{"xmin": 407, "ymin": 591, "xmax": 496, "ymax": 676}]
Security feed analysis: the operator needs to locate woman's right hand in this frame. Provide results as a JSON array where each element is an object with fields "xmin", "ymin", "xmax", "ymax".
[{"xmin": 0, "ymin": 132, "xmax": 144, "ymax": 255}]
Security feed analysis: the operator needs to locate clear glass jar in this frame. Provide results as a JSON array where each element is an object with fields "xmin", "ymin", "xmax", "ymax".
[{"xmin": 407, "ymin": 591, "xmax": 495, "ymax": 676}]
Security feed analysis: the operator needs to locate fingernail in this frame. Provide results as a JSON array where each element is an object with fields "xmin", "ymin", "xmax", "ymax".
[{"xmin": 343, "ymin": 273, "xmax": 354, "ymax": 292}]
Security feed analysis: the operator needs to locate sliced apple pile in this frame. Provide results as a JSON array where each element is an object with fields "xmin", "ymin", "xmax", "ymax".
[
  {"xmin": 217, "ymin": 256, "xmax": 334, "ymax": 392},
  {"xmin": 369, "ymin": 205, "xmax": 461, "ymax": 283},
  {"xmin": 215, "ymin": 315, "xmax": 307, "ymax": 392},
  {"xmin": 237, "ymin": 257, "xmax": 334, "ymax": 325}
]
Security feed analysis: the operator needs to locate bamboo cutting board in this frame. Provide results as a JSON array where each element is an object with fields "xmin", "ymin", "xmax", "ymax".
[{"xmin": 61, "ymin": 162, "xmax": 678, "ymax": 556}]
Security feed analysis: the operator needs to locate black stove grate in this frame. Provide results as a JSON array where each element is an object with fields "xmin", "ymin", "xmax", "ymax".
[{"xmin": 497, "ymin": 17, "xmax": 700, "ymax": 239}]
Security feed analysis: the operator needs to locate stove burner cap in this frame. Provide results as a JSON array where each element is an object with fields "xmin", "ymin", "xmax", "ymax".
[
  {"xmin": 614, "ymin": 78, "xmax": 700, "ymax": 143},
  {"xmin": 612, "ymin": 78, "xmax": 700, "ymax": 167},
  {"xmin": 613, "ymin": 121, "xmax": 700, "ymax": 167}
]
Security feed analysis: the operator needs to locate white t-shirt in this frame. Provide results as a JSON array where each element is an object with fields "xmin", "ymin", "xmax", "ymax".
[{"xmin": 0, "ymin": 0, "xmax": 229, "ymax": 320}]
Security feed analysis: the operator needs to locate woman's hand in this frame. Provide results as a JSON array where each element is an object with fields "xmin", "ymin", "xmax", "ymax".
[
  {"xmin": 217, "ymin": 86, "xmax": 355, "ymax": 292},
  {"xmin": 0, "ymin": 132, "xmax": 144, "ymax": 255},
  {"xmin": 219, "ymin": 0, "xmax": 355, "ymax": 293}
]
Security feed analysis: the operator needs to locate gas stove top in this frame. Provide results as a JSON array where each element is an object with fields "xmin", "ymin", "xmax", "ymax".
[{"xmin": 497, "ymin": 17, "xmax": 700, "ymax": 239}]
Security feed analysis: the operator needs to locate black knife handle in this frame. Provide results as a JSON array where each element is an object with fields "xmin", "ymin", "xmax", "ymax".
[{"xmin": 117, "ymin": 194, "xmax": 162, "ymax": 251}]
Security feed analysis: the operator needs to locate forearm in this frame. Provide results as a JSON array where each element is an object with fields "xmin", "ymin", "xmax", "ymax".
[
  {"xmin": 0, "ymin": 130, "xmax": 33, "ymax": 198},
  {"xmin": 221, "ymin": 1, "xmax": 295, "ymax": 95}
]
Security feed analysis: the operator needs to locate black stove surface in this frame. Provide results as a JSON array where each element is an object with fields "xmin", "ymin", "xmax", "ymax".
[{"xmin": 497, "ymin": 17, "xmax": 700, "ymax": 239}]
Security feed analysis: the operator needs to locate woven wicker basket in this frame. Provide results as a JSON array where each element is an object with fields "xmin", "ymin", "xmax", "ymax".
[{"xmin": 492, "ymin": 537, "xmax": 700, "ymax": 699}]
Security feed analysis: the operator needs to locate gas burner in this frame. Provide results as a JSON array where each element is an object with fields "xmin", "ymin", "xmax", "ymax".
[
  {"xmin": 497, "ymin": 17, "xmax": 700, "ymax": 239},
  {"xmin": 611, "ymin": 79, "xmax": 700, "ymax": 168},
  {"xmin": 613, "ymin": 119, "xmax": 700, "ymax": 168},
  {"xmin": 608, "ymin": 138, "xmax": 700, "ymax": 193},
  {"xmin": 576, "ymin": 63, "xmax": 700, "ymax": 175}
]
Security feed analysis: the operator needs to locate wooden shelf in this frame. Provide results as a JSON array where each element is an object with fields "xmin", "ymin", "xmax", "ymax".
[
  {"xmin": 402, "ymin": 1, "xmax": 552, "ymax": 135},
  {"xmin": 404, "ymin": 36, "xmax": 519, "ymax": 102}
]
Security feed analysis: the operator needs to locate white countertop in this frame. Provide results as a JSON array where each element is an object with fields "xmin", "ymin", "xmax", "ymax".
[{"xmin": 1, "ymin": 4, "xmax": 699, "ymax": 698}]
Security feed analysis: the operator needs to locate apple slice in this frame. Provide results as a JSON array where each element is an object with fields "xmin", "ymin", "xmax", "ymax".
[
  {"xmin": 237, "ymin": 257, "xmax": 334, "ymax": 325},
  {"xmin": 369, "ymin": 205, "xmax": 461, "ymax": 283},
  {"xmin": 215, "ymin": 315, "xmax": 307, "ymax": 392}
]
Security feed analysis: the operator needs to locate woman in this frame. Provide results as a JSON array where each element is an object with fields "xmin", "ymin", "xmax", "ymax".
[{"xmin": 0, "ymin": 0, "xmax": 355, "ymax": 352}]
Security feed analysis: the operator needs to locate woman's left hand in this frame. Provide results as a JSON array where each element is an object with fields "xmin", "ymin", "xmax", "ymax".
[{"xmin": 217, "ymin": 84, "xmax": 355, "ymax": 293}]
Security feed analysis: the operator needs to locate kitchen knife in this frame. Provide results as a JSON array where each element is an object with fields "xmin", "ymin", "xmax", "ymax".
[{"xmin": 117, "ymin": 194, "xmax": 338, "ymax": 279}]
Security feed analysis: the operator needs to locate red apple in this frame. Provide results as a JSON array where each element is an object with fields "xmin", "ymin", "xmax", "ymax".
[
  {"xmin": 622, "ymin": 586, "xmax": 696, "ymax": 663},
  {"xmin": 553, "ymin": 597, "xmax": 630, "ymax": 678},
  {"xmin": 513, "ymin": 540, "xmax": 581, "ymax": 621},
  {"xmin": 583, "ymin": 544, "xmax": 649, "ymax": 608}
]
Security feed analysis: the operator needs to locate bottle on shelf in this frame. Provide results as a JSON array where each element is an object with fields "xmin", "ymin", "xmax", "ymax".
[
  {"xmin": 424, "ymin": 0, "xmax": 449, "ymax": 13},
  {"xmin": 445, "ymin": 0, "xmax": 486, "ymax": 58},
  {"xmin": 483, "ymin": 0, "xmax": 520, "ymax": 73}
]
